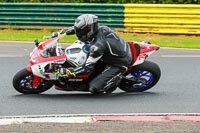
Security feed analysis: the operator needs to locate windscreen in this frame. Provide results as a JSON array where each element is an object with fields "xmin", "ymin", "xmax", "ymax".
[{"xmin": 40, "ymin": 41, "xmax": 58, "ymax": 58}]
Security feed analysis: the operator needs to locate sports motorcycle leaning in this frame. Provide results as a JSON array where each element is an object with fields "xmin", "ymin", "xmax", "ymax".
[{"xmin": 12, "ymin": 33, "xmax": 161, "ymax": 94}]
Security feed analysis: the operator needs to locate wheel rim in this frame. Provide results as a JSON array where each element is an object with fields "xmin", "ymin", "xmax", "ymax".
[
  {"xmin": 19, "ymin": 74, "xmax": 47, "ymax": 91},
  {"xmin": 126, "ymin": 70, "xmax": 154, "ymax": 89}
]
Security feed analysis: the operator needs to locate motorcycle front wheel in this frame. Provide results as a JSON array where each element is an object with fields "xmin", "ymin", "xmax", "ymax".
[
  {"xmin": 119, "ymin": 60, "xmax": 161, "ymax": 92},
  {"xmin": 12, "ymin": 68, "xmax": 53, "ymax": 94}
]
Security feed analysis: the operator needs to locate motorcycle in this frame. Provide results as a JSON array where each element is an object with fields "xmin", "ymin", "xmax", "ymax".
[{"xmin": 12, "ymin": 33, "xmax": 161, "ymax": 94}]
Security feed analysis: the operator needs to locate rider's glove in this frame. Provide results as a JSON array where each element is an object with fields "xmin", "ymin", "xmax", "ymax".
[
  {"xmin": 51, "ymin": 32, "xmax": 59, "ymax": 38},
  {"xmin": 56, "ymin": 67, "xmax": 76, "ymax": 77},
  {"xmin": 60, "ymin": 26, "xmax": 75, "ymax": 35}
]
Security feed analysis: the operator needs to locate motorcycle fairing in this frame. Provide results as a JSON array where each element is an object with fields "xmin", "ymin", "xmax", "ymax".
[
  {"xmin": 129, "ymin": 41, "xmax": 160, "ymax": 66},
  {"xmin": 27, "ymin": 36, "xmax": 67, "ymax": 79}
]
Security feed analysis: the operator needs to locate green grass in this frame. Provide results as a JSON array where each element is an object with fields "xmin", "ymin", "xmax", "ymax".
[
  {"xmin": 120, "ymin": 34, "xmax": 200, "ymax": 49},
  {"xmin": 1, "ymin": 29, "xmax": 200, "ymax": 49}
]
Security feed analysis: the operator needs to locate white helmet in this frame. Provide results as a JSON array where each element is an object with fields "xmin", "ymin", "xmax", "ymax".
[{"xmin": 65, "ymin": 40, "xmax": 88, "ymax": 67}]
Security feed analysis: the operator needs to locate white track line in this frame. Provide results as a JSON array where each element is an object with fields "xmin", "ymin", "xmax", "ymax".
[{"xmin": 1, "ymin": 113, "xmax": 200, "ymax": 125}]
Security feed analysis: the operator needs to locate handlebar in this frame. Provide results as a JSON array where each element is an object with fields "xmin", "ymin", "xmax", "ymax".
[
  {"xmin": 43, "ymin": 36, "xmax": 52, "ymax": 39},
  {"xmin": 43, "ymin": 32, "xmax": 59, "ymax": 39},
  {"xmin": 43, "ymin": 26, "xmax": 75, "ymax": 39}
]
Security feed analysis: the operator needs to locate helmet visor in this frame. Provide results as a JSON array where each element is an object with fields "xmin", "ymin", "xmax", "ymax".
[
  {"xmin": 75, "ymin": 27, "xmax": 90, "ymax": 36},
  {"xmin": 75, "ymin": 27, "xmax": 90, "ymax": 42}
]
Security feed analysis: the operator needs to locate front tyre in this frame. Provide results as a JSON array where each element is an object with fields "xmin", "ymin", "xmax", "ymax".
[
  {"xmin": 119, "ymin": 60, "xmax": 161, "ymax": 92},
  {"xmin": 12, "ymin": 68, "xmax": 53, "ymax": 94}
]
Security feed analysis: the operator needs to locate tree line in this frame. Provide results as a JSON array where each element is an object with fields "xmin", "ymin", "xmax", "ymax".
[{"xmin": 1, "ymin": 0, "xmax": 200, "ymax": 4}]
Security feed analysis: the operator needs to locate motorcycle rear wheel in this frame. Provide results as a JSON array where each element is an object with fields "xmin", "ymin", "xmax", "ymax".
[
  {"xmin": 119, "ymin": 60, "xmax": 161, "ymax": 92},
  {"xmin": 12, "ymin": 68, "xmax": 53, "ymax": 94}
]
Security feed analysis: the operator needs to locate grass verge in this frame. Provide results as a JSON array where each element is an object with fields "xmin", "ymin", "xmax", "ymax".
[{"xmin": 1, "ymin": 29, "xmax": 200, "ymax": 49}]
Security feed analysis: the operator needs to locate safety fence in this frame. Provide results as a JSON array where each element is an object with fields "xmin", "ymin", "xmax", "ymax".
[
  {"xmin": 0, "ymin": 3, "xmax": 124, "ymax": 29},
  {"xmin": 124, "ymin": 4, "xmax": 200, "ymax": 35},
  {"xmin": 1, "ymin": 3, "xmax": 200, "ymax": 34}
]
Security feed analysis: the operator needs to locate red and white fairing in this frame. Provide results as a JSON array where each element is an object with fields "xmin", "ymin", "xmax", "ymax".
[
  {"xmin": 129, "ymin": 41, "xmax": 160, "ymax": 66},
  {"xmin": 28, "ymin": 36, "xmax": 66, "ymax": 79},
  {"xmin": 28, "ymin": 36, "xmax": 89, "ymax": 80}
]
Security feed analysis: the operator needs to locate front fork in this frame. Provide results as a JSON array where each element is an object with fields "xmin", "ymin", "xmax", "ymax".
[{"xmin": 26, "ymin": 66, "xmax": 42, "ymax": 87}]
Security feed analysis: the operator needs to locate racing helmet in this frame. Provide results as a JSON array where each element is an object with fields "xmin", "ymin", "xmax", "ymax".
[{"xmin": 74, "ymin": 14, "xmax": 98, "ymax": 43}]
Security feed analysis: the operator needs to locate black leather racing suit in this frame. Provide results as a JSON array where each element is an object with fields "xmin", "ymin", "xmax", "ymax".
[{"xmin": 72, "ymin": 26, "xmax": 133, "ymax": 93}]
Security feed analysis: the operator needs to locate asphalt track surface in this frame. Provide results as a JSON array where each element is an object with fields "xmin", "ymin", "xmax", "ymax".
[{"xmin": 0, "ymin": 42, "xmax": 200, "ymax": 116}]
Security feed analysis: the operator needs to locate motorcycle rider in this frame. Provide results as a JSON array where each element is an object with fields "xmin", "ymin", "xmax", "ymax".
[{"xmin": 59, "ymin": 14, "xmax": 133, "ymax": 94}]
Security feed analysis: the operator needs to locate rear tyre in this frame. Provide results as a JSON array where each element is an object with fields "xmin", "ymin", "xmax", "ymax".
[
  {"xmin": 119, "ymin": 60, "xmax": 161, "ymax": 92},
  {"xmin": 12, "ymin": 68, "xmax": 53, "ymax": 94}
]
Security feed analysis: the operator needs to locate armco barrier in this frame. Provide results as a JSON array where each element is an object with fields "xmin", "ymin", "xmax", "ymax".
[
  {"xmin": 0, "ymin": 3, "xmax": 124, "ymax": 29},
  {"xmin": 124, "ymin": 4, "xmax": 200, "ymax": 34},
  {"xmin": 1, "ymin": 3, "xmax": 200, "ymax": 35}
]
